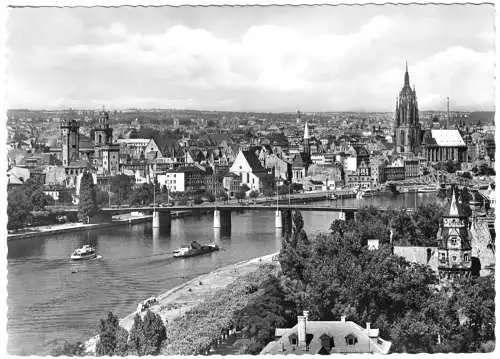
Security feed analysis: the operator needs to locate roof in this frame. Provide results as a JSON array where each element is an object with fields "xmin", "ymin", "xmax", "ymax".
[
  {"xmin": 242, "ymin": 150, "xmax": 267, "ymax": 172},
  {"xmin": 262, "ymin": 319, "xmax": 391, "ymax": 355},
  {"xmin": 393, "ymin": 246, "xmax": 439, "ymax": 272},
  {"xmin": 116, "ymin": 138, "xmax": 151, "ymax": 145},
  {"xmin": 430, "ymin": 130, "xmax": 466, "ymax": 147}
]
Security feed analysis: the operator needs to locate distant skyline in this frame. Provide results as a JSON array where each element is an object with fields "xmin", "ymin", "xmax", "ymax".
[{"xmin": 7, "ymin": 4, "xmax": 495, "ymax": 112}]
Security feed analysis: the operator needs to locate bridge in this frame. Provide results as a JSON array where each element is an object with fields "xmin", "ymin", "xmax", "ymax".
[{"xmin": 47, "ymin": 201, "xmax": 364, "ymax": 235}]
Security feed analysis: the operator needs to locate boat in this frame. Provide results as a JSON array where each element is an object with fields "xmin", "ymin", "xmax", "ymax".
[
  {"xmin": 173, "ymin": 241, "xmax": 219, "ymax": 258},
  {"xmin": 329, "ymin": 193, "xmax": 337, "ymax": 200},
  {"xmin": 360, "ymin": 189, "xmax": 379, "ymax": 197},
  {"xmin": 70, "ymin": 245, "xmax": 98, "ymax": 260},
  {"xmin": 418, "ymin": 186, "xmax": 439, "ymax": 193}
]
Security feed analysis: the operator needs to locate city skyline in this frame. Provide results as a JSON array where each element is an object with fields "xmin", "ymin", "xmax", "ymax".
[{"xmin": 7, "ymin": 4, "xmax": 495, "ymax": 112}]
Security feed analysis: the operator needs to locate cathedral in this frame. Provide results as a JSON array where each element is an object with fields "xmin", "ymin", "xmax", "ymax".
[
  {"xmin": 393, "ymin": 63, "xmax": 422, "ymax": 156},
  {"xmin": 59, "ymin": 110, "xmax": 120, "ymax": 177}
]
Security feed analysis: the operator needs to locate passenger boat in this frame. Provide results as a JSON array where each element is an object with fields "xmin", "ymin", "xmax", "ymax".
[
  {"xmin": 173, "ymin": 241, "xmax": 219, "ymax": 258},
  {"xmin": 70, "ymin": 245, "xmax": 98, "ymax": 260}
]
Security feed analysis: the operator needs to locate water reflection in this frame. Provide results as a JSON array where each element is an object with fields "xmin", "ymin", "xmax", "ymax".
[
  {"xmin": 275, "ymin": 228, "xmax": 282, "ymax": 252},
  {"xmin": 7, "ymin": 237, "xmax": 46, "ymax": 259}
]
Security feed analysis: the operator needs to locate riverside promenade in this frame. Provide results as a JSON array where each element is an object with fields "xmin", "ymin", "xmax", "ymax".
[
  {"xmin": 84, "ymin": 252, "xmax": 280, "ymax": 354},
  {"xmin": 7, "ymin": 214, "xmax": 152, "ymax": 241}
]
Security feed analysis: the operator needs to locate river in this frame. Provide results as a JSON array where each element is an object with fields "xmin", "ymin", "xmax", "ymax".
[{"xmin": 7, "ymin": 192, "xmax": 435, "ymax": 355}]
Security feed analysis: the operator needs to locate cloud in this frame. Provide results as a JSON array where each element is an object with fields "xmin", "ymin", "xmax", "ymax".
[{"xmin": 6, "ymin": 8, "xmax": 495, "ymax": 111}]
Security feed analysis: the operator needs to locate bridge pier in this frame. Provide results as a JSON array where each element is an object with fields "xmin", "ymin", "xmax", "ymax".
[
  {"xmin": 153, "ymin": 211, "xmax": 160, "ymax": 228},
  {"xmin": 275, "ymin": 210, "xmax": 282, "ymax": 228},
  {"xmin": 153, "ymin": 210, "xmax": 171, "ymax": 234},
  {"xmin": 213, "ymin": 209, "xmax": 231, "ymax": 232}
]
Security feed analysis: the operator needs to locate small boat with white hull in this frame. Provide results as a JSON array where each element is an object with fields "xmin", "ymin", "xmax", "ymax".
[
  {"xmin": 70, "ymin": 245, "xmax": 98, "ymax": 260},
  {"xmin": 173, "ymin": 241, "xmax": 219, "ymax": 258}
]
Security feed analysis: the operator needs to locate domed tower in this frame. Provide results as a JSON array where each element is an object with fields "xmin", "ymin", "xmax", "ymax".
[
  {"xmin": 94, "ymin": 110, "xmax": 113, "ymax": 146},
  {"xmin": 94, "ymin": 110, "xmax": 120, "ymax": 175},
  {"xmin": 394, "ymin": 62, "xmax": 422, "ymax": 156}
]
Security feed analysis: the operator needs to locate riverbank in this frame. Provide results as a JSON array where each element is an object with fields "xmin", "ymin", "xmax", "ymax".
[
  {"xmin": 7, "ymin": 214, "xmax": 152, "ymax": 241},
  {"xmin": 84, "ymin": 251, "xmax": 279, "ymax": 354}
]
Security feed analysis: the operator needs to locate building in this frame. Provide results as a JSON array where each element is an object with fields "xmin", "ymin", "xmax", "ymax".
[
  {"xmin": 93, "ymin": 111, "xmax": 120, "ymax": 176},
  {"xmin": 229, "ymin": 150, "xmax": 269, "ymax": 192},
  {"xmin": 60, "ymin": 119, "xmax": 80, "ymax": 166},
  {"xmin": 157, "ymin": 166, "xmax": 206, "ymax": 193},
  {"xmin": 422, "ymin": 129, "xmax": 467, "ymax": 163},
  {"xmin": 261, "ymin": 311, "xmax": 391, "ymax": 354},
  {"xmin": 437, "ymin": 188, "xmax": 472, "ymax": 281},
  {"xmin": 393, "ymin": 63, "xmax": 421, "ymax": 156},
  {"xmin": 404, "ymin": 159, "xmax": 420, "ymax": 179}
]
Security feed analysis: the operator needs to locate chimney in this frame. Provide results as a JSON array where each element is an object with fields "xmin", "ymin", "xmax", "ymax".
[
  {"xmin": 297, "ymin": 315, "xmax": 307, "ymax": 349},
  {"xmin": 366, "ymin": 322, "xmax": 371, "ymax": 330},
  {"xmin": 340, "ymin": 316, "xmax": 346, "ymax": 322},
  {"xmin": 303, "ymin": 310, "xmax": 309, "ymax": 320}
]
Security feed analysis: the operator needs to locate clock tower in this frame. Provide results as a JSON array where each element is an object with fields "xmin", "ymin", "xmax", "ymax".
[{"xmin": 437, "ymin": 187, "xmax": 472, "ymax": 281}]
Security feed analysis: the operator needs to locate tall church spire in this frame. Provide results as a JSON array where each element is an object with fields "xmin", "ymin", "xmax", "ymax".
[
  {"xmin": 404, "ymin": 61, "xmax": 410, "ymax": 87},
  {"xmin": 303, "ymin": 122, "xmax": 310, "ymax": 140}
]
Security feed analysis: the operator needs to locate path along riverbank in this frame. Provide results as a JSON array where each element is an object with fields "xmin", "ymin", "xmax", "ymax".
[
  {"xmin": 84, "ymin": 251, "xmax": 280, "ymax": 354},
  {"xmin": 7, "ymin": 214, "xmax": 152, "ymax": 241}
]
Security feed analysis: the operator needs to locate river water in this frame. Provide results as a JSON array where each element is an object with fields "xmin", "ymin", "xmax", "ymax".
[{"xmin": 7, "ymin": 193, "xmax": 435, "ymax": 355}]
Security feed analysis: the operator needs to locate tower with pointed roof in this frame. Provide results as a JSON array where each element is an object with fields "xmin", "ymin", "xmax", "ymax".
[
  {"xmin": 303, "ymin": 122, "xmax": 310, "ymax": 156},
  {"xmin": 394, "ymin": 62, "xmax": 422, "ymax": 156},
  {"xmin": 437, "ymin": 187, "xmax": 472, "ymax": 281}
]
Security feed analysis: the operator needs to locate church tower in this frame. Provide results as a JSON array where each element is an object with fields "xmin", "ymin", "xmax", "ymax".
[
  {"xmin": 94, "ymin": 110, "xmax": 120, "ymax": 175},
  {"xmin": 61, "ymin": 119, "xmax": 80, "ymax": 167},
  {"xmin": 303, "ymin": 121, "xmax": 310, "ymax": 156},
  {"xmin": 94, "ymin": 110, "xmax": 113, "ymax": 146},
  {"xmin": 437, "ymin": 187, "xmax": 472, "ymax": 282},
  {"xmin": 394, "ymin": 62, "xmax": 421, "ymax": 156}
]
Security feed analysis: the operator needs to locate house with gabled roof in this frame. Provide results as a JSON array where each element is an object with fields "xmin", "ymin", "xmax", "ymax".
[
  {"xmin": 229, "ymin": 150, "xmax": 269, "ymax": 192},
  {"xmin": 261, "ymin": 311, "xmax": 391, "ymax": 355}
]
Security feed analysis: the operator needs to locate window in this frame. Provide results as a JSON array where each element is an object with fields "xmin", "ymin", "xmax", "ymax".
[
  {"xmin": 345, "ymin": 334, "xmax": 357, "ymax": 346},
  {"xmin": 450, "ymin": 237, "xmax": 457, "ymax": 246},
  {"xmin": 464, "ymin": 253, "xmax": 470, "ymax": 262},
  {"xmin": 452, "ymin": 256, "xmax": 457, "ymax": 262}
]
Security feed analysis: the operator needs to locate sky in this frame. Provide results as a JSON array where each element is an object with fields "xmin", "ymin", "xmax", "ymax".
[{"xmin": 6, "ymin": 4, "xmax": 495, "ymax": 112}]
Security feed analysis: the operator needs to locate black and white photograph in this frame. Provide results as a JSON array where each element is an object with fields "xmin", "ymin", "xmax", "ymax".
[{"xmin": 2, "ymin": 0, "xmax": 496, "ymax": 356}]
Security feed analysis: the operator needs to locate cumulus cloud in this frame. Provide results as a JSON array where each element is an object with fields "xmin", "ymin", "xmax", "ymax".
[{"xmin": 6, "ymin": 6, "xmax": 495, "ymax": 111}]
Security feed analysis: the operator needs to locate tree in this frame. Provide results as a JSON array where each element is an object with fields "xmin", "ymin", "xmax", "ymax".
[
  {"xmin": 249, "ymin": 190, "xmax": 259, "ymax": 198},
  {"xmin": 96, "ymin": 189, "xmax": 110, "ymax": 207},
  {"xmin": 128, "ymin": 310, "xmax": 166, "ymax": 356},
  {"xmin": 129, "ymin": 183, "xmax": 154, "ymax": 206},
  {"xmin": 31, "ymin": 188, "xmax": 51, "ymax": 211},
  {"xmin": 96, "ymin": 312, "xmax": 122, "ymax": 356},
  {"xmin": 78, "ymin": 172, "xmax": 98, "ymax": 223},
  {"xmin": 205, "ymin": 192, "xmax": 215, "ymax": 202},
  {"xmin": 240, "ymin": 183, "xmax": 250, "ymax": 193},
  {"xmin": 58, "ymin": 190, "xmax": 73, "ymax": 205},
  {"xmin": 7, "ymin": 188, "xmax": 33, "ymax": 230},
  {"xmin": 235, "ymin": 190, "xmax": 246, "ymax": 200},
  {"xmin": 193, "ymin": 195, "xmax": 203, "ymax": 204},
  {"xmin": 111, "ymin": 174, "xmax": 133, "ymax": 204}
]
